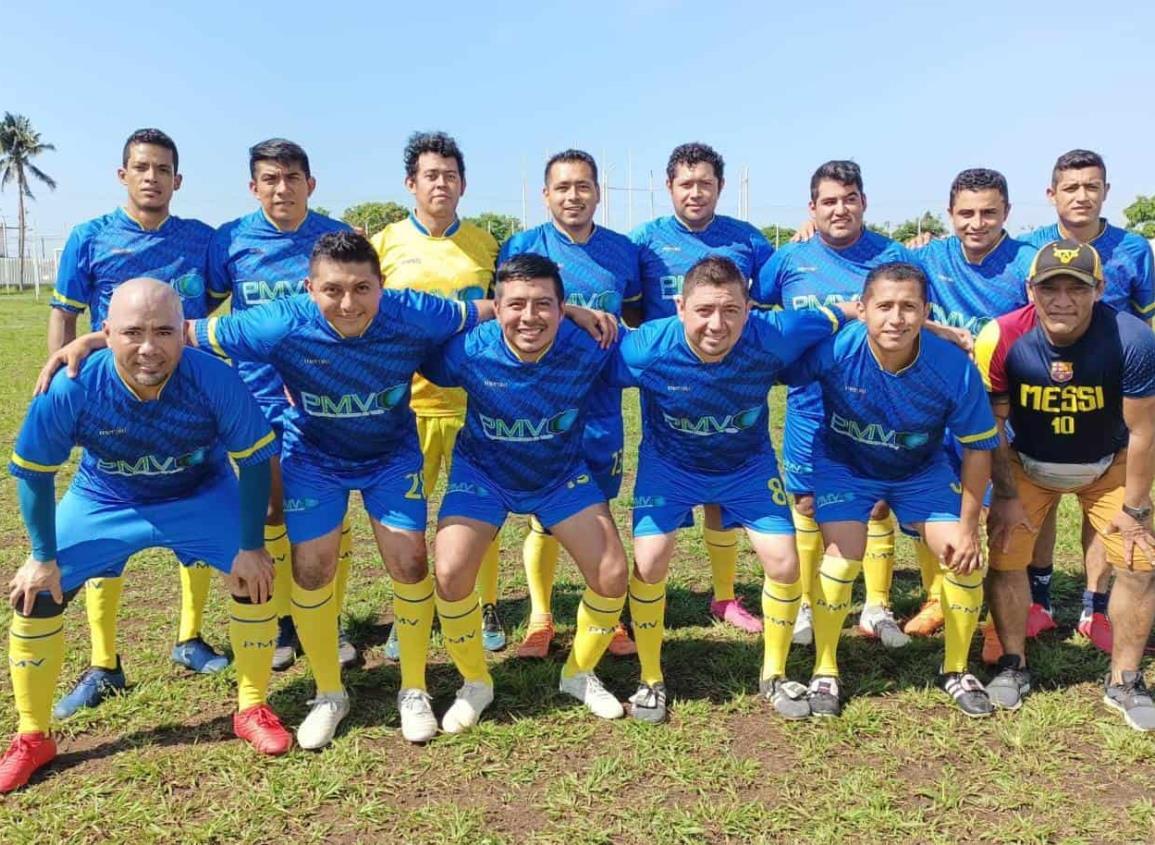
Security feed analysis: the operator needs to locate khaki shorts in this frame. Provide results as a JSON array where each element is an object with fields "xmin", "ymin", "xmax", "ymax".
[
  {"xmin": 988, "ymin": 451, "xmax": 1135, "ymax": 572},
  {"xmin": 417, "ymin": 413, "xmax": 466, "ymax": 495}
]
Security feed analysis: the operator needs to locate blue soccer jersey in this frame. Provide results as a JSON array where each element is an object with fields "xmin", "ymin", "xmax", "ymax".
[
  {"xmin": 208, "ymin": 210, "xmax": 351, "ymax": 407},
  {"xmin": 630, "ymin": 215, "xmax": 774, "ymax": 322},
  {"xmin": 606, "ymin": 308, "xmax": 843, "ymax": 474},
  {"xmin": 421, "ymin": 319, "xmax": 612, "ymax": 493},
  {"xmin": 194, "ymin": 291, "xmax": 475, "ymax": 466},
  {"xmin": 1022, "ymin": 222, "xmax": 1155, "ymax": 319},
  {"xmin": 918, "ymin": 234, "xmax": 1032, "ymax": 334},
  {"xmin": 9, "ymin": 348, "xmax": 277, "ymax": 505},
  {"xmin": 783, "ymin": 321, "xmax": 1000, "ymax": 481},
  {"xmin": 51, "ymin": 208, "xmax": 215, "ymax": 326}
]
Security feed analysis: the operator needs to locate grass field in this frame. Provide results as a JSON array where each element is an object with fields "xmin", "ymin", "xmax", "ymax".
[{"xmin": 0, "ymin": 290, "xmax": 1152, "ymax": 844}]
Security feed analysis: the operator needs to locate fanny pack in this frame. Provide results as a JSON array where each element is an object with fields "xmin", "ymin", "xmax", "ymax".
[{"xmin": 1019, "ymin": 453, "xmax": 1114, "ymax": 491}]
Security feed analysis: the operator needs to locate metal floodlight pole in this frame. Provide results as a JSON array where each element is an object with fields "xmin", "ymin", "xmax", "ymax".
[
  {"xmin": 649, "ymin": 171, "xmax": 655, "ymax": 220},
  {"xmin": 628, "ymin": 151, "xmax": 633, "ymax": 231}
]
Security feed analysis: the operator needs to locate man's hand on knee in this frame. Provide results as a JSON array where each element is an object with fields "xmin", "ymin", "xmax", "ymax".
[{"xmin": 9, "ymin": 556, "xmax": 63, "ymax": 616}]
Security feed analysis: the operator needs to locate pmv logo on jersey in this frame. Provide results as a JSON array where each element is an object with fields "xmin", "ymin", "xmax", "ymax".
[
  {"xmin": 97, "ymin": 447, "xmax": 207, "ymax": 476},
  {"xmin": 662, "ymin": 405, "xmax": 762, "ymax": 437},
  {"xmin": 238, "ymin": 278, "xmax": 305, "ymax": 306},
  {"xmin": 930, "ymin": 303, "xmax": 989, "ymax": 336},
  {"xmin": 659, "ymin": 274, "xmax": 684, "ymax": 300},
  {"xmin": 301, "ymin": 383, "xmax": 409, "ymax": 418},
  {"xmin": 568, "ymin": 290, "xmax": 622, "ymax": 313},
  {"xmin": 830, "ymin": 413, "xmax": 928, "ymax": 450},
  {"xmin": 172, "ymin": 271, "xmax": 206, "ymax": 299},
  {"xmin": 790, "ymin": 292, "xmax": 856, "ymax": 311},
  {"xmin": 480, "ymin": 408, "xmax": 579, "ymax": 442}
]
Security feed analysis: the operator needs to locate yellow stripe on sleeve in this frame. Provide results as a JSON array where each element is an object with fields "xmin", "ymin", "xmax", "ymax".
[
  {"xmin": 10, "ymin": 453, "xmax": 63, "ymax": 473},
  {"xmin": 229, "ymin": 430, "xmax": 276, "ymax": 461},
  {"xmin": 206, "ymin": 318, "xmax": 227, "ymax": 359},
  {"xmin": 1132, "ymin": 298, "xmax": 1155, "ymax": 316},
  {"xmin": 956, "ymin": 426, "xmax": 999, "ymax": 444},
  {"xmin": 51, "ymin": 291, "xmax": 87, "ymax": 310},
  {"xmin": 208, "ymin": 289, "xmax": 230, "ymax": 300},
  {"xmin": 816, "ymin": 305, "xmax": 840, "ymax": 333}
]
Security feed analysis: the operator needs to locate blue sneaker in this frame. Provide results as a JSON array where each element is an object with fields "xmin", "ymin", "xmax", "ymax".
[
  {"xmin": 482, "ymin": 603, "xmax": 507, "ymax": 652},
  {"xmin": 383, "ymin": 624, "xmax": 400, "ymax": 661},
  {"xmin": 53, "ymin": 660, "xmax": 127, "ymax": 720},
  {"xmin": 171, "ymin": 637, "xmax": 230, "ymax": 674}
]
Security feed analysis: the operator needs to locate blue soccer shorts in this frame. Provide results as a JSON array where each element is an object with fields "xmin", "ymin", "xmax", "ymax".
[
  {"xmin": 780, "ymin": 411, "xmax": 820, "ymax": 495},
  {"xmin": 584, "ymin": 410, "xmax": 625, "ymax": 501},
  {"xmin": 812, "ymin": 452, "xmax": 962, "ymax": 527}
]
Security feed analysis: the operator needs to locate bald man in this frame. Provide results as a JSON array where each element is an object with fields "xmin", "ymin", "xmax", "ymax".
[{"xmin": 3, "ymin": 279, "xmax": 287, "ymax": 794}]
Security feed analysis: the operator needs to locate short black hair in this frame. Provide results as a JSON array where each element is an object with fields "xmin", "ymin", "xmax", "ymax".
[
  {"xmin": 949, "ymin": 168, "xmax": 1009, "ymax": 208},
  {"xmin": 404, "ymin": 131, "xmax": 465, "ymax": 180},
  {"xmin": 1051, "ymin": 149, "xmax": 1106, "ymax": 185},
  {"xmin": 495, "ymin": 253, "xmax": 564, "ymax": 303},
  {"xmin": 666, "ymin": 142, "xmax": 724, "ymax": 182},
  {"xmin": 682, "ymin": 256, "xmax": 748, "ymax": 300},
  {"xmin": 862, "ymin": 261, "xmax": 928, "ymax": 303},
  {"xmin": 309, "ymin": 231, "xmax": 381, "ymax": 279},
  {"xmin": 249, "ymin": 138, "xmax": 311, "ymax": 179},
  {"xmin": 810, "ymin": 160, "xmax": 862, "ymax": 201},
  {"xmin": 123, "ymin": 128, "xmax": 179, "ymax": 173},
  {"xmin": 544, "ymin": 149, "xmax": 598, "ymax": 186}
]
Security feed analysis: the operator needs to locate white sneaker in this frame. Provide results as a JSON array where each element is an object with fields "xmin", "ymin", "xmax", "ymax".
[
  {"xmin": 397, "ymin": 688, "xmax": 438, "ymax": 743},
  {"xmin": 859, "ymin": 604, "xmax": 911, "ymax": 649},
  {"xmin": 559, "ymin": 671, "xmax": 624, "ymax": 720},
  {"xmin": 792, "ymin": 603, "xmax": 814, "ymax": 646},
  {"xmin": 441, "ymin": 681, "xmax": 494, "ymax": 734},
  {"xmin": 297, "ymin": 691, "xmax": 350, "ymax": 750}
]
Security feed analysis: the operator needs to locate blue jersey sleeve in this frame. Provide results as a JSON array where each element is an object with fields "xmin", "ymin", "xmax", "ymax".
[
  {"xmin": 750, "ymin": 247, "xmax": 787, "ymax": 307},
  {"xmin": 604, "ymin": 325, "xmax": 658, "ymax": 388},
  {"xmin": 206, "ymin": 228, "xmax": 234, "ymax": 302},
  {"xmin": 9, "ymin": 371, "xmax": 84, "ymax": 479},
  {"xmin": 420, "ymin": 333, "xmax": 467, "ymax": 388},
  {"xmin": 51, "ymin": 226, "xmax": 93, "ymax": 313},
  {"xmin": 751, "ymin": 307, "xmax": 843, "ymax": 366},
  {"xmin": 751, "ymin": 228, "xmax": 775, "ymax": 277},
  {"xmin": 1131, "ymin": 240, "xmax": 1155, "ymax": 320},
  {"xmin": 199, "ymin": 356, "xmax": 279, "ymax": 466},
  {"xmin": 1121, "ymin": 315, "xmax": 1155, "ymax": 397},
  {"xmin": 396, "ymin": 289, "xmax": 475, "ymax": 344},
  {"xmin": 948, "ymin": 360, "xmax": 1000, "ymax": 450},
  {"xmin": 622, "ymin": 244, "xmax": 643, "ymax": 304},
  {"xmin": 193, "ymin": 300, "xmax": 292, "ymax": 362},
  {"xmin": 778, "ymin": 337, "xmax": 834, "ymax": 387}
]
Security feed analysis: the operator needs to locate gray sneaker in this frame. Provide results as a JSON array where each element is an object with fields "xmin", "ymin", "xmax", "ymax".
[
  {"xmin": 807, "ymin": 675, "xmax": 842, "ymax": 718},
  {"xmin": 272, "ymin": 616, "xmax": 298, "ymax": 672},
  {"xmin": 383, "ymin": 624, "xmax": 400, "ymax": 662},
  {"xmin": 859, "ymin": 604, "xmax": 911, "ymax": 649},
  {"xmin": 938, "ymin": 672, "xmax": 993, "ymax": 718},
  {"xmin": 987, "ymin": 655, "xmax": 1031, "ymax": 711},
  {"xmin": 337, "ymin": 625, "xmax": 360, "ymax": 668},
  {"xmin": 760, "ymin": 676, "xmax": 811, "ymax": 720},
  {"xmin": 1104, "ymin": 671, "xmax": 1155, "ymax": 731},
  {"xmin": 628, "ymin": 682, "xmax": 668, "ymax": 723}
]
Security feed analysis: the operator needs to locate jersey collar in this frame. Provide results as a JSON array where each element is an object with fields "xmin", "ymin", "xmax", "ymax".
[
  {"xmin": 259, "ymin": 208, "xmax": 309, "ymax": 234},
  {"xmin": 409, "ymin": 211, "xmax": 461, "ymax": 239},
  {"xmin": 502, "ymin": 330, "xmax": 555, "ymax": 363},
  {"xmin": 1058, "ymin": 217, "xmax": 1108, "ymax": 244},
  {"xmin": 110, "ymin": 355, "xmax": 174, "ymax": 401},
  {"xmin": 671, "ymin": 213, "xmax": 716, "ymax": 235},
  {"xmin": 866, "ymin": 331, "xmax": 921, "ymax": 376},
  {"xmin": 550, "ymin": 220, "xmax": 596, "ymax": 245},
  {"xmin": 958, "ymin": 231, "xmax": 1008, "ymax": 266},
  {"xmin": 118, "ymin": 206, "xmax": 171, "ymax": 232}
]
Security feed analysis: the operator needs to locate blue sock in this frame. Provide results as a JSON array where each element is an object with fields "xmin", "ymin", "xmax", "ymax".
[
  {"xmin": 1084, "ymin": 590, "xmax": 1109, "ymax": 616},
  {"xmin": 1028, "ymin": 565, "xmax": 1053, "ymax": 611},
  {"xmin": 1082, "ymin": 590, "xmax": 1094, "ymax": 617}
]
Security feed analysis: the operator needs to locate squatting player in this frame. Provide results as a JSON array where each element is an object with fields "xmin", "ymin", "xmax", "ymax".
[
  {"xmin": 782, "ymin": 262, "xmax": 999, "ymax": 717},
  {"xmin": 753, "ymin": 160, "xmax": 925, "ymax": 651},
  {"xmin": 630, "ymin": 142, "xmax": 776, "ymax": 634},
  {"xmin": 606, "ymin": 257, "xmax": 853, "ymax": 723},
  {"xmin": 499, "ymin": 149, "xmax": 641, "ymax": 659},
  {"xmin": 3, "ymin": 280, "xmax": 282, "ymax": 795},
  {"xmin": 420, "ymin": 254, "xmax": 627, "ymax": 732},
  {"xmin": 208, "ymin": 139, "xmax": 354, "ymax": 671},
  {"xmin": 1020, "ymin": 150, "xmax": 1155, "ymax": 653},
  {"xmin": 46, "ymin": 128, "xmax": 228, "ymax": 721},
  {"xmin": 976, "ymin": 240, "xmax": 1155, "ymax": 727},
  {"xmin": 370, "ymin": 131, "xmax": 503, "ymax": 656}
]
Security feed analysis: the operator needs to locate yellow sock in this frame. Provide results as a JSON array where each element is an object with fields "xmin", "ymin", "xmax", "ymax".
[
  {"xmin": 229, "ymin": 597, "xmax": 276, "ymax": 710},
  {"xmin": 629, "ymin": 576, "xmax": 667, "ymax": 685},
  {"xmin": 916, "ymin": 541, "xmax": 944, "ymax": 600},
  {"xmin": 436, "ymin": 593, "xmax": 490, "ymax": 684},
  {"xmin": 761, "ymin": 577, "xmax": 802, "ymax": 679},
  {"xmin": 863, "ymin": 517, "xmax": 895, "ymax": 608},
  {"xmin": 291, "ymin": 579, "xmax": 343, "ymax": 695},
  {"xmin": 178, "ymin": 562, "xmax": 213, "ymax": 642},
  {"xmin": 563, "ymin": 588, "xmax": 625, "ymax": 678},
  {"xmin": 334, "ymin": 519, "xmax": 353, "ymax": 611},
  {"xmin": 477, "ymin": 539, "xmax": 500, "ymax": 607},
  {"xmin": 393, "ymin": 575, "xmax": 435, "ymax": 691},
  {"xmin": 524, "ymin": 520, "xmax": 559, "ymax": 618},
  {"xmin": 941, "ymin": 567, "xmax": 984, "ymax": 674},
  {"xmin": 792, "ymin": 509, "xmax": 822, "ymax": 606},
  {"xmin": 265, "ymin": 524, "xmax": 292, "ymax": 619},
  {"xmin": 812, "ymin": 556, "xmax": 862, "ymax": 677},
  {"xmin": 86, "ymin": 576, "xmax": 123, "ymax": 670},
  {"xmin": 10, "ymin": 613, "xmax": 65, "ymax": 734},
  {"xmin": 705, "ymin": 527, "xmax": 739, "ymax": 602}
]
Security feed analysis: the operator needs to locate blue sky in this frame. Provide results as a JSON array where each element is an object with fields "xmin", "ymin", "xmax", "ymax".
[{"xmin": 2, "ymin": 0, "xmax": 1150, "ymax": 247}]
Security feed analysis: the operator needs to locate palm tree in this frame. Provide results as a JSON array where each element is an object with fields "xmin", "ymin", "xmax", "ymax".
[{"xmin": 0, "ymin": 113, "xmax": 56, "ymax": 289}]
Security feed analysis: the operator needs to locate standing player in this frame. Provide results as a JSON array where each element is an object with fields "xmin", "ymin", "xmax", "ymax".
[
  {"xmin": 629, "ymin": 142, "xmax": 775, "ymax": 634},
  {"xmin": 3, "ymin": 280, "xmax": 283, "ymax": 794},
  {"xmin": 1019, "ymin": 150, "xmax": 1155, "ymax": 652},
  {"xmin": 499, "ymin": 149, "xmax": 640, "ymax": 658},
  {"xmin": 783, "ymin": 263, "xmax": 1000, "ymax": 717},
  {"xmin": 46, "ymin": 129, "xmax": 228, "ymax": 721},
  {"xmin": 976, "ymin": 240, "xmax": 1155, "ymax": 727},
  {"xmin": 752, "ymin": 161, "xmax": 921, "ymax": 650},
  {"xmin": 420, "ymin": 254, "xmax": 626, "ymax": 732},
  {"xmin": 607, "ymin": 257, "xmax": 851, "ymax": 723},
  {"xmin": 208, "ymin": 139, "xmax": 355, "ymax": 672},
  {"xmin": 370, "ymin": 131, "xmax": 504, "ymax": 656},
  {"xmin": 904, "ymin": 168, "xmax": 1033, "ymax": 639}
]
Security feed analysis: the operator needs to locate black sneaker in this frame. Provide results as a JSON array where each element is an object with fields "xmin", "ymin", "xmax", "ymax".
[
  {"xmin": 1104, "ymin": 671, "xmax": 1155, "ymax": 731},
  {"xmin": 938, "ymin": 672, "xmax": 993, "ymax": 718},
  {"xmin": 807, "ymin": 675, "xmax": 842, "ymax": 717},
  {"xmin": 987, "ymin": 655, "xmax": 1030, "ymax": 711}
]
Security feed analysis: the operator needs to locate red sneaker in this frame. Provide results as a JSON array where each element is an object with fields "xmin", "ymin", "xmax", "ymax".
[
  {"xmin": 709, "ymin": 598, "xmax": 763, "ymax": 634},
  {"xmin": 903, "ymin": 598, "xmax": 945, "ymax": 637},
  {"xmin": 0, "ymin": 732, "xmax": 57, "ymax": 793},
  {"xmin": 1026, "ymin": 603, "xmax": 1057, "ymax": 638},
  {"xmin": 606, "ymin": 622, "xmax": 637, "ymax": 657},
  {"xmin": 516, "ymin": 618, "xmax": 555, "ymax": 659},
  {"xmin": 1077, "ymin": 612, "xmax": 1113, "ymax": 654},
  {"xmin": 234, "ymin": 704, "xmax": 292, "ymax": 755}
]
